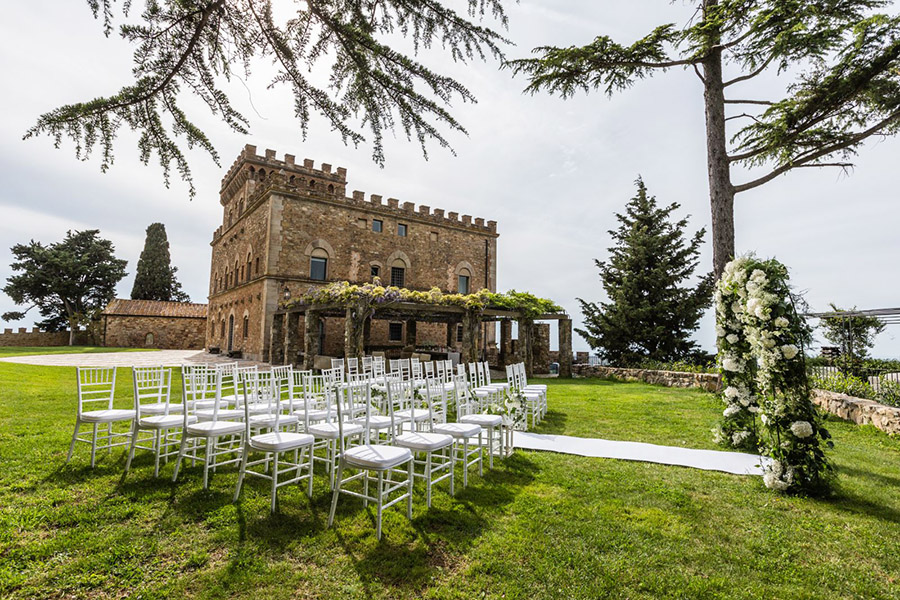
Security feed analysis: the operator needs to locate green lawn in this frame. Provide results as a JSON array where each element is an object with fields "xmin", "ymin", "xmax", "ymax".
[
  {"xmin": 1, "ymin": 362, "xmax": 899, "ymax": 599},
  {"xmin": 0, "ymin": 346, "xmax": 151, "ymax": 357}
]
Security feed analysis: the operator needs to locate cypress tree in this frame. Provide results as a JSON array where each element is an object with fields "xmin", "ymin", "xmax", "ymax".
[
  {"xmin": 577, "ymin": 178, "xmax": 714, "ymax": 365},
  {"xmin": 131, "ymin": 223, "xmax": 189, "ymax": 302}
]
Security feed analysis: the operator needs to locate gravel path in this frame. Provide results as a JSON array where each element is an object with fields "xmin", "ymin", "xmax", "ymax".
[{"xmin": 0, "ymin": 350, "xmax": 266, "ymax": 367}]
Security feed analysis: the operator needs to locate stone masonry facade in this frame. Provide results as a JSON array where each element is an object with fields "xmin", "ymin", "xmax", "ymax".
[
  {"xmin": 207, "ymin": 145, "xmax": 499, "ymax": 362},
  {"xmin": 101, "ymin": 299, "xmax": 208, "ymax": 350}
]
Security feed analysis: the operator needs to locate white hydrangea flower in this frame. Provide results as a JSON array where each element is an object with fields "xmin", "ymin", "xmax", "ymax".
[
  {"xmin": 750, "ymin": 269, "xmax": 767, "ymax": 284},
  {"xmin": 748, "ymin": 406, "xmax": 759, "ymax": 413},
  {"xmin": 726, "ymin": 333, "xmax": 740, "ymax": 344},
  {"xmin": 774, "ymin": 317, "xmax": 789, "ymax": 328},
  {"xmin": 781, "ymin": 344, "xmax": 800, "ymax": 360},
  {"xmin": 715, "ymin": 325, "xmax": 726, "ymax": 338},
  {"xmin": 724, "ymin": 386, "xmax": 739, "ymax": 399},
  {"xmin": 790, "ymin": 421, "xmax": 813, "ymax": 438},
  {"xmin": 763, "ymin": 472, "xmax": 790, "ymax": 491},
  {"xmin": 722, "ymin": 358, "xmax": 743, "ymax": 373},
  {"xmin": 724, "ymin": 405, "xmax": 742, "ymax": 418},
  {"xmin": 732, "ymin": 430, "xmax": 751, "ymax": 445}
]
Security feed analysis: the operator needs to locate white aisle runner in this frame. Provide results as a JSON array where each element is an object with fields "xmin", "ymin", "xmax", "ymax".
[{"xmin": 513, "ymin": 431, "xmax": 767, "ymax": 476}]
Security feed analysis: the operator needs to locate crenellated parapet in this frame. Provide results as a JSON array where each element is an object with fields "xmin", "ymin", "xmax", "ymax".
[{"xmin": 215, "ymin": 144, "xmax": 498, "ymax": 240}]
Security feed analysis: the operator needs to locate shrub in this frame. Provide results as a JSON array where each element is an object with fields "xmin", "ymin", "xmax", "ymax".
[
  {"xmin": 876, "ymin": 377, "xmax": 900, "ymax": 408},
  {"xmin": 811, "ymin": 371, "xmax": 875, "ymax": 400}
]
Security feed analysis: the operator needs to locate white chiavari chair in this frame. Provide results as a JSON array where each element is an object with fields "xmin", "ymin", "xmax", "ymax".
[
  {"xmin": 125, "ymin": 366, "xmax": 191, "ymax": 477},
  {"xmin": 66, "ymin": 366, "xmax": 135, "ymax": 467},
  {"xmin": 454, "ymin": 373, "xmax": 503, "ymax": 470}
]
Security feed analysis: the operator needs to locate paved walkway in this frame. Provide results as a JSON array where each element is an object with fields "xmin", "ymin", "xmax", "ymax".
[
  {"xmin": 513, "ymin": 431, "xmax": 767, "ymax": 476},
  {"xmin": 0, "ymin": 350, "xmax": 265, "ymax": 367}
]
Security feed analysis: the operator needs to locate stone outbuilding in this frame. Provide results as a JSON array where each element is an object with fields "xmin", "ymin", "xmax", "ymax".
[{"xmin": 100, "ymin": 299, "xmax": 208, "ymax": 349}]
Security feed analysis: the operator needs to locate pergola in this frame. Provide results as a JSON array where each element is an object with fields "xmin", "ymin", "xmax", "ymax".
[{"xmin": 268, "ymin": 299, "xmax": 573, "ymax": 378}]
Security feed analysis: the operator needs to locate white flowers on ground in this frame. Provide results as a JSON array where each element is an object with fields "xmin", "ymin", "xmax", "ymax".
[{"xmin": 790, "ymin": 421, "xmax": 813, "ymax": 438}]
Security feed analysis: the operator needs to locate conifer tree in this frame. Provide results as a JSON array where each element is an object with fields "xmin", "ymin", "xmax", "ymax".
[
  {"xmin": 577, "ymin": 178, "xmax": 714, "ymax": 365},
  {"xmin": 131, "ymin": 223, "xmax": 190, "ymax": 302}
]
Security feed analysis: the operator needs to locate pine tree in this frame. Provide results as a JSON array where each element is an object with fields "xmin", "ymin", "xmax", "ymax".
[
  {"xmin": 131, "ymin": 223, "xmax": 190, "ymax": 302},
  {"xmin": 577, "ymin": 178, "xmax": 714, "ymax": 365}
]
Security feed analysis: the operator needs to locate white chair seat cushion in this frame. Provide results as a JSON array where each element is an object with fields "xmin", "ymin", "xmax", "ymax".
[
  {"xmin": 294, "ymin": 408, "xmax": 330, "ymax": 422},
  {"xmin": 195, "ymin": 408, "xmax": 244, "ymax": 420},
  {"xmin": 433, "ymin": 422, "xmax": 481, "ymax": 438},
  {"xmin": 139, "ymin": 402, "xmax": 184, "ymax": 415},
  {"xmin": 343, "ymin": 444, "xmax": 412, "ymax": 470},
  {"xmin": 248, "ymin": 413, "xmax": 299, "ymax": 428},
  {"xmin": 309, "ymin": 422, "xmax": 364, "ymax": 439},
  {"xmin": 186, "ymin": 420, "xmax": 244, "ymax": 437},
  {"xmin": 81, "ymin": 409, "xmax": 135, "ymax": 423},
  {"xmin": 485, "ymin": 383, "xmax": 510, "ymax": 389},
  {"xmin": 524, "ymin": 384, "xmax": 547, "ymax": 391},
  {"xmin": 521, "ymin": 392, "xmax": 543, "ymax": 399},
  {"xmin": 191, "ymin": 399, "xmax": 229, "ymax": 410},
  {"xmin": 245, "ymin": 403, "xmax": 273, "ymax": 415},
  {"xmin": 395, "ymin": 409, "xmax": 431, "ymax": 422},
  {"xmin": 460, "ymin": 413, "xmax": 503, "ymax": 427},
  {"xmin": 395, "ymin": 431, "xmax": 453, "ymax": 452},
  {"xmin": 249, "ymin": 431, "xmax": 314, "ymax": 452},
  {"xmin": 355, "ymin": 415, "xmax": 394, "ymax": 429},
  {"xmin": 139, "ymin": 414, "xmax": 196, "ymax": 429}
]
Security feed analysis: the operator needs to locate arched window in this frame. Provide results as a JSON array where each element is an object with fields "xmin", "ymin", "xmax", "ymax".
[
  {"xmin": 458, "ymin": 268, "xmax": 471, "ymax": 294},
  {"xmin": 145, "ymin": 332, "xmax": 155, "ymax": 347},
  {"xmin": 234, "ymin": 260, "xmax": 239, "ymax": 285},
  {"xmin": 221, "ymin": 319, "xmax": 226, "ymax": 337},
  {"xmin": 328, "ymin": 183, "xmax": 335, "ymax": 194},
  {"xmin": 309, "ymin": 179, "xmax": 316, "ymax": 189},
  {"xmin": 238, "ymin": 199, "xmax": 244, "ymax": 216},
  {"xmin": 289, "ymin": 175, "xmax": 295, "ymax": 184},
  {"xmin": 255, "ymin": 257, "xmax": 260, "ymax": 274},
  {"xmin": 259, "ymin": 168, "xmax": 266, "ymax": 180},
  {"xmin": 310, "ymin": 248, "xmax": 328, "ymax": 281},
  {"xmin": 246, "ymin": 253, "xmax": 252, "ymax": 282},
  {"xmin": 243, "ymin": 315, "xmax": 249, "ymax": 338},
  {"xmin": 390, "ymin": 259, "xmax": 406, "ymax": 287}
]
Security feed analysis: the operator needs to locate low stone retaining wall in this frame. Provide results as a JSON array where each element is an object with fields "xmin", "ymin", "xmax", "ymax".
[
  {"xmin": 572, "ymin": 364, "xmax": 721, "ymax": 392},
  {"xmin": 811, "ymin": 389, "xmax": 900, "ymax": 435}
]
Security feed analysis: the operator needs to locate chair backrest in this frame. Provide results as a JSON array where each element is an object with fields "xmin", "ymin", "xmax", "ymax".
[
  {"xmin": 452, "ymin": 373, "xmax": 474, "ymax": 418},
  {"xmin": 182, "ymin": 364, "xmax": 225, "ymax": 422},
  {"xmin": 271, "ymin": 364, "xmax": 292, "ymax": 380},
  {"xmin": 424, "ymin": 376, "xmax": 448, "ymax": 425},
  {"xmin": 217, "ymin": 362, "xmax": 239, "ymax": 399},
  {"xmin": 371, "ymin": 357, "xmax": 385, "ymax": 378},
  {"xmin": 240, "ymin": 369, "xmax": 281, "ymax": 436},
  {"xmin": 467, "ymin": 362, "xmax": 480, "ymax": 388},
  {"xmin": 76, "ymin": 366, "xmax": 117, "ymax": 416},
  {"xmin": 322, "ymin": 367, "xmax": 342, "ymax": 388},
  {"xmin": 331, "ymin": 357, "xmax": 345, "ymax": 370},
  {"xmin": 480, "ymin": 362, "xmax": 492, "ymax": 386},
  {"xmin": 423, "ymin": 361, "xmax": 435, "ymax": 379},
  {"xmin": 346, "ymin": 357, "xmax": 359, "ymax": 376},
  {"xmin": 132, "ymin": 366, "xmax": 171, "ymax": 417}
]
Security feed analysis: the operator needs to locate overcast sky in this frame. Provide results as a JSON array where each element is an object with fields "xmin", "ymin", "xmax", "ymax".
[{"xmin": 1, "ymin": 1, "xmax": 898, "ymax": 357}]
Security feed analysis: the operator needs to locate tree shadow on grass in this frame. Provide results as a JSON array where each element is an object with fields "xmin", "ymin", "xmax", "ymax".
[
  {"xmin": 838, "ymin": 465, "xmax": 900, "ymax": 488},
  {"xmin": 814, "ymin": 486, "xmax": 900, "ymax": 525}
]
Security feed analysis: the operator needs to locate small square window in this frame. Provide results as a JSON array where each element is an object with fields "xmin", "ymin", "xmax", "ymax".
[
  {"xmin": 456, "ymin": 324, "xmax": 463, "ymax": 342},
  {"xmin": 397, "ymin": 223, "xmax": 407, "ymax": 237},
  {"xmin": 372, "ymin": 219, "xmax": 383, "ymax": 233},
  {"xmin": 430, "ymin": 231, "xmax": 438, "ymax": 242},
  {"xmin": 371, "ymin": 265, "xmax": 380, "ymax": 279},
  {"xmin": 389, "ymin": 322, "xmax": 403, "ymax": 342},
  {"xmin": 310, "ymin": 256, "xmax": 327, "ymax": 281},
  {"xmin": 458, "ymin": 275, "xmax": 470, "ymax": 295}
]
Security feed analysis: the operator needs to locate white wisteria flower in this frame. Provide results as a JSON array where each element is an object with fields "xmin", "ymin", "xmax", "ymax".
[{"xmin": 790, "ymin": 421, "xmax": 813, "ymax": 438}]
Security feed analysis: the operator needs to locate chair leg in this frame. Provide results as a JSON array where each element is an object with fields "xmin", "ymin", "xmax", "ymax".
[
  {"xmin": 328, "ymin": 460, "xmax": 344, "ymax": 527},
  {"xmin": 66, "ymin": 420, "xmax": 81, "ymax": 464},
  {"xmin": 477, "ymin": 431, "xmax": 483, "ymax": 476},
  {"xmin": 425, "ymin": 452, "xmax": 433, "ymax": 508},
  {"xmin": 234, "ymin": 444, "xmax": 250, "ymax": 502},
  {"xmin": 90, "ymin": 423, "xmax": 99, "ymax": 468},
  {"xmin": 488, "ymin": 427, "xmax": 494, "ymax": 470},
  {"xmin": 125, "ymin": 423, "xmax": 139, "ymax": 473},
  {"xmin": 376, "ymin": 470, "xmax": 384, "ymax": 540},
  {"xmin": 462, "ymin": 440, "xmax": 469, "ymax": 487},
  {"xmin": 406, "ymin": 460, "xmax": 414, "ymax": 519},
  {"xmin": 449, "ymin": 446, "xmax": 455, "ymax": 496},
  {"xmin": 153, "ymin": 429, "xmax": 162, "ymax": 477},
  {"xmin": 107, "ymin": 423, "xmax": 113, "ymax": 454},
  {"xmin": 172, "ymin": 435, "xmax": 189, "ymax": 482},
  {"xmin": 305, "ymin": 447, "xmax": 314, "ymax": 498},
  {"xmin": 270, "ymin": 453, "xmax": 279, "ymax": 513},
  {"xmin": 203, "ymin": 439, "xmax": 212, "ymax": 489}
]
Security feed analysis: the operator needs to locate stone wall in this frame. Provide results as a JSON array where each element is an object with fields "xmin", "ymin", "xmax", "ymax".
[
  {"xmin": 0, "ymin": 327, "xmax": 89, "ymax": 347},
  {"xmin": 572, "ymin": 363, "xmax": 722, "ymax": 392},
  {"xmin": 103, "ymin": 316, "xmax": 206, "ymax": 350},
  {"xmin": 811, "ymin": 389, "xmax": 900, "ymax": 435}
]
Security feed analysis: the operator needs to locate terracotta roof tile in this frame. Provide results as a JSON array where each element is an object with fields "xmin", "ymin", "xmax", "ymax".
[{"xmin": 102, "ymin": 299, "xmax": 208, "ymax": 319}]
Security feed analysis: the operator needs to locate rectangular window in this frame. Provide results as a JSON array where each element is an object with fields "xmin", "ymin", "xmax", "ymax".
[
  {"xmin": 390, "ymin": 266, "xmax": 405, "ymax": 287},
  {"xmin": 255, "ymin": 257, "xmax": 260, "ymax": 274},
  {"xmin": 372, "ymin": 219, "xmax": 383, "ymax": 233},
  {"xmin": 458, "ymin": 275, "xmax": 470, "ymax": 295},
  {"xmin": 371, "ymin": 265, "xmax": 380, "ymax": 279},
  {"xmin": 310, "ymin": 256, "xmax": 327, "ymax": 281},
  {"xmin": 397, "ymin": 223, "xmax": 407, "ymax": 237},
  {"xmin": 243, "ymin": 316, "xmax": 249, "ymax": 338},
  {"xmin": 389, "ymin": 322, "xmax": 403, "ymax": 342},
  {"xmin": 456, "ymin": 324, "xmax": 463, "ymax": 342}
]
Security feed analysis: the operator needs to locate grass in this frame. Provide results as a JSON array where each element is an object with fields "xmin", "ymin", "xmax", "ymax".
[
  {"xmin": 0, "ymin": 346, "xmax": 151, "ymax": 357},
  {"xmin": 1, "ymin": 358, "xmax": 899, "ymax": 599}
]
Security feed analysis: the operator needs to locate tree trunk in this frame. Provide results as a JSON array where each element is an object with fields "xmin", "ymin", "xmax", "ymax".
[{"xmin": 702, "ymin": 1, "xmax": 735, "ymax": 278}]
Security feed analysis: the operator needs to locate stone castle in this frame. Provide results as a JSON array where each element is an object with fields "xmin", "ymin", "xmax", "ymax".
[{"xmin": 207, "ymin": 145, "xmax": 499, "ymax": 362}]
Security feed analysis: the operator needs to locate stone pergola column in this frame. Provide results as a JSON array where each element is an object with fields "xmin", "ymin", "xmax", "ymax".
[
  {"xmin": 405, "ymin": 319, "xmax": 417, "ymax": 348},
  {"xmin": 303, "ymin": 311, "xmax": 321, "ymax": 370},
  {"xmin": 558, "ymin": 317, "xmax": 573, "ymax": 378},
  {"xmin": 269, "ymin": 313, "xmax": 285, "ymax": 365},
  {"xmin": 446, "ymin": 321, "xmax": 455, "ymax": 347},
  {"xmin": 499, "ymin": 319, "xmax": 512, "ymax": 366},
  {"xmin": 518, "ymin": 318, "xmax": 534, "ymax": 378},
  {"xmin": 461, "ymin": 310, "xmax": 481, "ymax": 364},
  {"xmin": 284, "ymin": 312, "xmax": 301, "ymax": 366}
]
